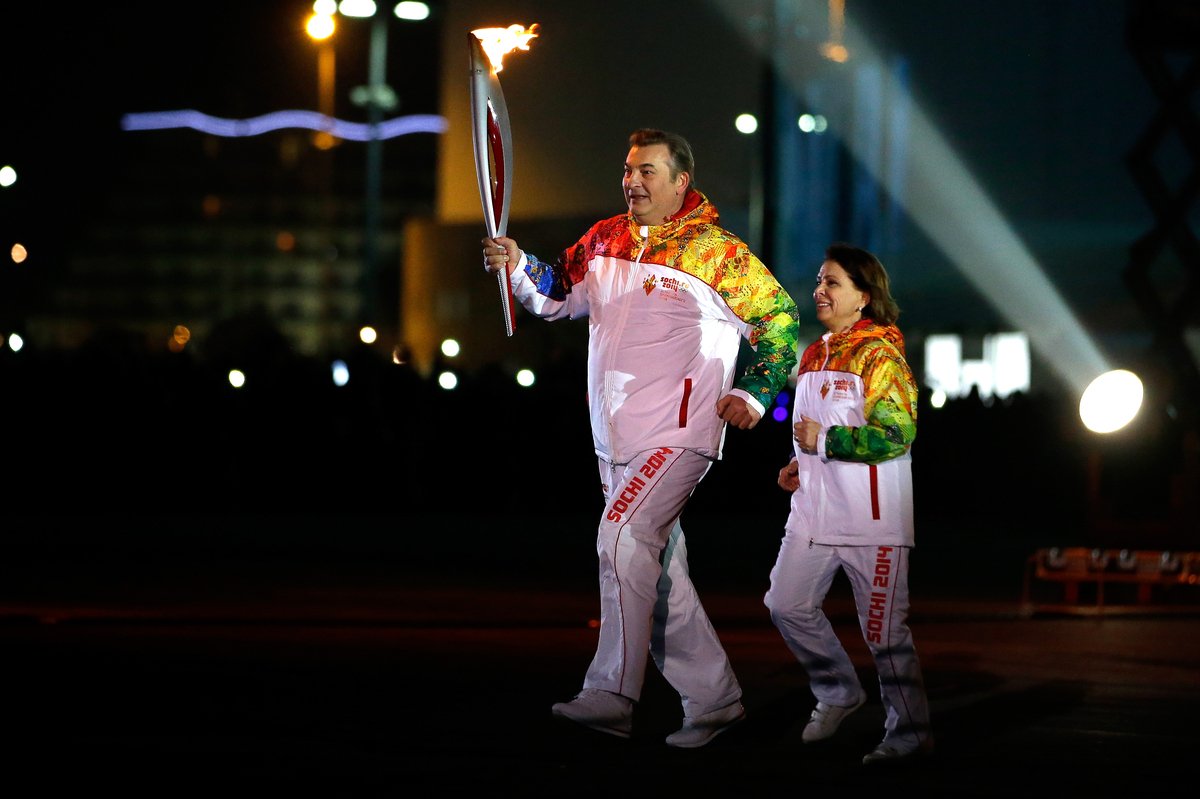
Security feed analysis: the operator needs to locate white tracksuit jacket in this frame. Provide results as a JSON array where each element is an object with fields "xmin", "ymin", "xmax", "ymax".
[{"xmin": 508, "ymin": 190, "xmax": 800, "ymax": 465}]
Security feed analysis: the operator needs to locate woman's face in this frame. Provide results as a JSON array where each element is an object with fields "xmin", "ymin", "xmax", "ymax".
[{"xmin": 814, "ymin": 260, "xmax": 869, "ymax": 333}]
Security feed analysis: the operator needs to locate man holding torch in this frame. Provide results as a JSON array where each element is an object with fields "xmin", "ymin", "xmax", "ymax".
[{"xmin": 482, "ymin": 128, "xmax": 800, "ymax": 748}]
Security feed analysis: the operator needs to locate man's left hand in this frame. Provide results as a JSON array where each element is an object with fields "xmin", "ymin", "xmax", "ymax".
[{"xmin": 716, "ymin": 394, "xmax": 761, "ymax": 430}]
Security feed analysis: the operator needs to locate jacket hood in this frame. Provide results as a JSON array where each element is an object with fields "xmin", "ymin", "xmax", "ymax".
[{"xmin": 829, "ymin": 318, "xmax": 906, "ymax": 357}]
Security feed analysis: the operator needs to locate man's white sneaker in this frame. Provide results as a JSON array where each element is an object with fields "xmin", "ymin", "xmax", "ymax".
[
  {"xmin": 801, "ymin": 691, "xmax": 867, "ymax": 743},
  {"xmin": 665, "ymin": 701, "xmax": 746, "ymax": 748},
  {"xmin": 551, "ymin": 689, "xmax": 633, "ymax": 739},
  {"xmin": 862, "ymin": 737, "xmax": 934, "ymax": 765}
]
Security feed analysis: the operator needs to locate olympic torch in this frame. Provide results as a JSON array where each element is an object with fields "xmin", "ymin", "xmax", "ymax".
[{"xmin": 469, "ymin": 24, "xmax": 538, "ymax": 337}]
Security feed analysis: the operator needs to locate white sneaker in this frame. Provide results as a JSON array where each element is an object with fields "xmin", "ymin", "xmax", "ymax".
[
  {"xmin": 801, "ymin": 691, "xmax": 867, "ymax": 743},
  {"xmin": 665, "ymin": 701, "xmax": 746, "ymax": 748},
  {"xmin": 551, "ymin": 689, "xmax": 633, "ymax": 738}
]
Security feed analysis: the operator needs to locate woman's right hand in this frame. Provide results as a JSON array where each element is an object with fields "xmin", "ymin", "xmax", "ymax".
[{"xmin": 777, "ymin": 458, "xmax": 800, "ymax": 492}]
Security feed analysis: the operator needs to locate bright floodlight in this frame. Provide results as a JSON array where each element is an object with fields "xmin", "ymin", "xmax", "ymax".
[
  {"xmin": 0, "ymin": 166, "xmax": 15, "ymax": 187},
  {"xmin": 438, "ymin": 371, "xmax": 458, "ymax": 390},
  {"xmin": 441, "ymin": 338, "xmax": 460, "ymax": 357},
  {"xmin": 735, "ymin": 113, "xmax": 758, "ymax": 134},
  {"xmin": 306, "ymin": 12, "xmax": 334, "ymax": 39},
  {"xmin": 338, "ymin": 0, "xmax": 376, "ymax": 18},
  {"xmin": 516, "ymin": 368, "xmax": 535, "ymax": 387},
  {"xmin": 359, "ymin": 326, "xmax": 377, "ymax": 344},
  {"xmin": 1079, "ymin": 369, "xmax": 1143, "ymax": 434},
  {"xmin": 228, "ymin": 369, "xmax": 246, "ymax": 388},
  {"xmin": 394, "ymin": 2, "xmax": 430, "ymax": 20}
]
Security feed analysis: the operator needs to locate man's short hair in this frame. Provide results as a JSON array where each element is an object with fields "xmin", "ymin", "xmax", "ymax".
[{"xmin": 629, "ymin": 128, "xmax": 695, "ymax": 189}]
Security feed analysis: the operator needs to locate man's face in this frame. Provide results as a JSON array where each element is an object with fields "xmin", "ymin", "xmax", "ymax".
[{"xmin": 623, "ymin": 143, "xmax": 687, "ymax": 226}]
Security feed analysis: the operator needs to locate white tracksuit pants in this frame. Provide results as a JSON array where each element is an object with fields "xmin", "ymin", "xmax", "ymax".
[
  {"xmin": 581, "ymin": 446, "xmax": 741, "ymax": 719},
  {"xmin": 764, "ymin": 538, "xmax": 933, "ymax": 749}
]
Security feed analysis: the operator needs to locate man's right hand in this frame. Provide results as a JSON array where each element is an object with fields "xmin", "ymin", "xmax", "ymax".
[{"xmin": 482, "ymin": 236, "xmax": 521, "ymax": 275}]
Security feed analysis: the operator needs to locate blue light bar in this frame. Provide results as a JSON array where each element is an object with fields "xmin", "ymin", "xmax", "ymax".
[{"xmin": 120, "ymin": 109, "xmax": 448, "ymax": 141}]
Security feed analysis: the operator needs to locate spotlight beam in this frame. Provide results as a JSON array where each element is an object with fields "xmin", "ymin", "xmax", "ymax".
[{"xmin": 710, "ymin": 0, "xmax": 1110, "ymax": 395}]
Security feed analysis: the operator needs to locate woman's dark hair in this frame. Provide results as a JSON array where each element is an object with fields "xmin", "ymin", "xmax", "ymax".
[
  {"xmin": 629, "ymin": 128, "xmax": 696, "ymax": 190},
  {"xmin": 825, "ymin": 243, "xmax": 900, "ymax": 326}
]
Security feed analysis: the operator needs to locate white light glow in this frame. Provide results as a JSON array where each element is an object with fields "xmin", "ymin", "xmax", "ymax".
[
  {"xmin": 925, "ymin": 332, "xmax": 1030, "ymax": 401},
  {"xmin": 306, "ymin": 13, "xmax": 334, "ymax": 39},
  {"xmin": 0, "ymin": 166, "xmax": 15, "ymax": 187},
  {"xmin": 359, "ymin": 326, "xmax": 377, "ymax": 344},
  {"xmin": 1079, "ymin": 369, "xmax": 1143, "ymax": 434},
  {"xmin": 338, "ymin": 0, "xmax": 376, "ymax": 19},
  {"xmin": 986, "ymin": 332, "xmax": 1031, "ymax": 399},
  {"xmin": 438, "ymin": 371, "xmax": 458, "ymax": 390},
  {"xmin": 735, "ymin": 113, "xmax": 758, "ymax": 134},
  {"xmin": 7, "ymin": 332, "xmax": 22, "ymax": 352},
  {"xmin": 394, "ymin": 2, "xmax": 429, "ymax": 21},
  {"xmin": 960, "ymin": 360, "xmax": 994, "ymax": 400},
  {"xmin": 228, "ymin": 369, "xmax": 246, "ymax": 388},
  {"xmin": 441, "ymin": 338, "xmax": 460, "ymax": 357},
  {"xmin": 924, "ymin": 334, "xmax": 963, "ymax": 397},
  {"xmin": 332, "ymin": 359, "xmax": 350, "ymax": 386},
  {"xmin": 516, "ymin": 368, "xmax": 535, "ymax": 387}
]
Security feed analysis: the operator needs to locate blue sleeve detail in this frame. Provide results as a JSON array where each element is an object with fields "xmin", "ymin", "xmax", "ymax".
[{"xmin": 525, "ymin": 253, "xmax": 567, "ymax": 302}]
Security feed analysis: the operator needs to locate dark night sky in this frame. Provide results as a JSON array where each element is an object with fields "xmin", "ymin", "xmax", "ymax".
[
  {"xmin": 2, "ymin": 1, "xmax": 1184, "ymax": 378},
  {"xmin": 2, "ymin": 0, "xmax": 439, "ymax": 263}
]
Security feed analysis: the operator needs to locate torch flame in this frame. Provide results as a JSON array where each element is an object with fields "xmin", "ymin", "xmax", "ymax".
[{"xmin": 471, "ymin": 23, "xmax": 540, "ymax": 72}]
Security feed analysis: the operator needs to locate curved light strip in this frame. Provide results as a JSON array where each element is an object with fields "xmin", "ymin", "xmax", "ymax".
[{"xmin": 120, "ymin": 109, "xmax": 448, "ymax": 141}]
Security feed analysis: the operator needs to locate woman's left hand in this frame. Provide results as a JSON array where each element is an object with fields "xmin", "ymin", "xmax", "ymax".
[{"xmin": 777, "ymin": 458, "xmax": 800, "ymax": 491}]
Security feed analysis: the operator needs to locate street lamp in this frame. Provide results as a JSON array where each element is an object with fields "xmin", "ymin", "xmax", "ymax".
[
  {"xmin": 304, "ymin": 10, "xmax": 338, "ymax": 150},
  {"xmin": 735, "ymin": 113, "xmax": 763, "ymax": 254},
  {"xmin": 308, "ymin": 0, "xmax": 430, "ymax": 332}
]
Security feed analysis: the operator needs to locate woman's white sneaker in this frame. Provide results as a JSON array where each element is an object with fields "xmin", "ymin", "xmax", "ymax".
[
  {"xmin": 862, "ymin": 737, "xmax": 935, "ymax": 765},
  {"xmin": 665, "ymin": 701, "xmax": 746, "ymax": 748},
  {"xmin": 801, "ymin": 691, "xmax": 867, "ymax": 742}
]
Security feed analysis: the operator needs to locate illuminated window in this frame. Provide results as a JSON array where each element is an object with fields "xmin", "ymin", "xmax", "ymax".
[{"xmin": 925, "ymin": 332, "xmax": 1030, "ymax": 402}]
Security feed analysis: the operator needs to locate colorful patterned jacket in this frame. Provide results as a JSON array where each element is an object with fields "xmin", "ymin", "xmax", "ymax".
[
  {"xmin": 788, "ymin": 318, "xmax": 918, "ymax": 545},
  {"xmin": 511, "ymin": 189, "xmax": 800, "ymax": 464}
]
